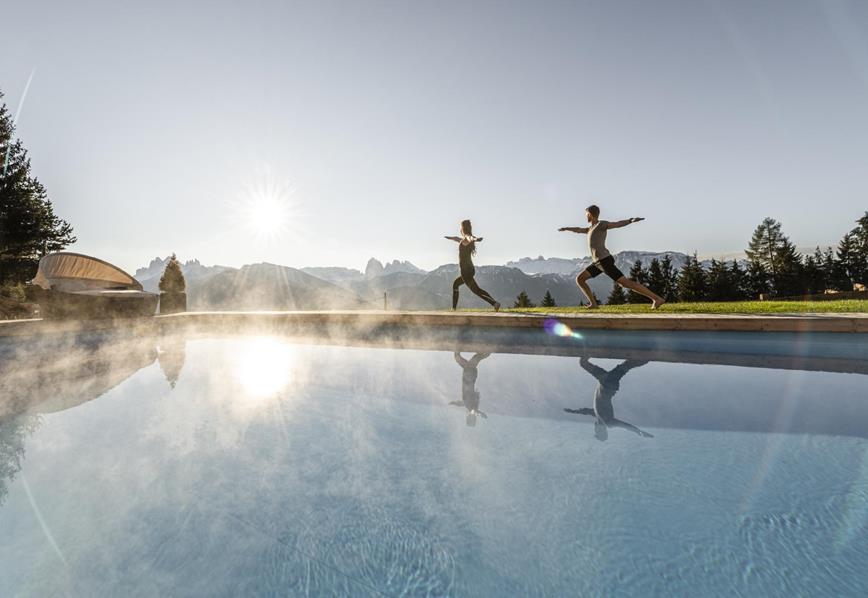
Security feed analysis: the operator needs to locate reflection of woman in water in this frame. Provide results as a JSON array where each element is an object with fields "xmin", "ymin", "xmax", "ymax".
[
  {"xmin": 444, "ymin": 220, "xmax": 501, "ymax": 311},
  {"xmin": 450, "ymin": 352, "xmax": 491, "ymax": 426},
  {"xmin": 564, "ymin": 357, "xmax": 653, "ymax": 441}
]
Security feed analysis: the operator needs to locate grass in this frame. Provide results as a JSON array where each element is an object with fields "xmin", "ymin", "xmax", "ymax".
[{"xmin": 501, "ymin": 299, "xmax": 868, "ymax": 315}]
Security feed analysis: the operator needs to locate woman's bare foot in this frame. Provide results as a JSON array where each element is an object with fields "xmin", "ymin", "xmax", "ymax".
[
  {"xmin": 494, "ymin": 302, "xmax": 501, "ymax": 312},
  {"xmin": 585, "ymin": 303, "xmax": 599, "ymax": 310},
  {"xmin": 651, "ymin": 299, "xmax": 666, "ymax": 310}
]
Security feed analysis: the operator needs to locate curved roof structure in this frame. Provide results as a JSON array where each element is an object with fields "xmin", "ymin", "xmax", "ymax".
[{"xmin": 32, "ymin": 252, "xmax": 143, "ymax": 292}]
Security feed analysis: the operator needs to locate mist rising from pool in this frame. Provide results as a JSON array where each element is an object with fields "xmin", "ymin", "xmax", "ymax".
[{"xmin": 1, "ymin": 330, "xmax": 867, "ymax": 596}]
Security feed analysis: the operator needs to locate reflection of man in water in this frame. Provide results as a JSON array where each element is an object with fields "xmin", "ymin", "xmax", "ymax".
[
  {"xmin": 564, "ymin": 357, "xmax": 653, "ymax": 441},
  {"xmin": 450, "ymin": 352, "xmax": 491, "ymax": 426}
]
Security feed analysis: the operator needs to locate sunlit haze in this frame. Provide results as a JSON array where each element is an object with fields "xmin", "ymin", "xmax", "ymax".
[{"xmin": 3, "ymin": 0, "xmax": 867, "ymax": 273}]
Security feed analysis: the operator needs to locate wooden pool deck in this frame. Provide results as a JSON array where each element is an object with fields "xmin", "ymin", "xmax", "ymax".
[{"xmin": 2, "ymin": 309, "xmax": 868, "ymax": 337}]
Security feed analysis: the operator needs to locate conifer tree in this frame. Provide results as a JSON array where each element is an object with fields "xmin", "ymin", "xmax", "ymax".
[
  {"xmin": 823, "ymin": 247, "xmax": 846, "ymax": 291},
  {"xmin": 834, "ymin": 233, "xmax": 857, "ymax": 290},
  {"xmin": 606, "ymin": 283, "xmax": 627, "ymax": 305},
  {"xmin": 659, "ymin": 254, "xmax": 679, "ymax": 302},
  {"xmin": 802, "ymin": 249, "xmax": 825, "ymax": 295},
  {"xmin": 0, "ymin": 91, "xmax": 75, "ymax": 283},
  {"xmin": 646, "ymin": 258, "xmax": 667, "ymax": 298},
  {"xmin": 541, "ymin": 290, "xmax": 556, "ymax": 307},
  {"xmin": 772, "ymin": 239, "xmax": 803, "ymax": 297},
  {"xmin": 627, "ymin": 260, "xmax": 649, "ymax": 303},
  {"xmin": 706, "ymin": 259, "xmax": 735, "ymax": 301},
  {"xmin": 843, "ymin": 212, "xmax": 868, "ymax": 285},
  {"xmin": 745, "ymin": 217, "xmax": 801, "ymax": 297},
  {"xmin": 745, "ymin": 260, "xmax": 770, "ymax": 299},
  {"xmin": 159, "ymin": 254, "xmax": 186, "ymax": 293},
  {"xmin": 677, "ymin": 253, "xmax": 707, "ymax": 302},
  {"xmin": 513, "ymin": 290, "xmax": 535, "ymax": 308},
  {"xmin": 729, "ymin": 260, "xmax": 749, "ymax": 300},
  {"xmin": 746, "ymin": 218, "xmax": 786, "ymax": 278}
]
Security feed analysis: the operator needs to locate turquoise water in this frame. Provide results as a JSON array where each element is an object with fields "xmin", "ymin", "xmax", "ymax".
[{"xmin": 1, "ymin": 330, "xmax": 867, "ymax": 596}]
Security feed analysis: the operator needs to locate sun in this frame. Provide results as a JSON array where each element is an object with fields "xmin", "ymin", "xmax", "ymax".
[
  {"xmin": 247, "ymin": 193, "xmax": 287, "ymax": 236},
  {"xmin": 237, "ymin": 170, "xmax": 296, "ymax": 240}
]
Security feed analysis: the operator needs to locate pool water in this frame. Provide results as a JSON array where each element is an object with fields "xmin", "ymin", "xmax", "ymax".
[{"xmin": 1, "ymin": 330, "xmax": 867, "ymax": 596}]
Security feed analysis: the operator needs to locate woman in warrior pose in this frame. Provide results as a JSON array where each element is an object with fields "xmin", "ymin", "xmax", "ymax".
[
  {"xmin": 450, "ymin": 352, "xmax": 491, "ymax": 427},
  {"xmin": 445, "ymin": 219, "xmax": 501, "ymax": 311}
]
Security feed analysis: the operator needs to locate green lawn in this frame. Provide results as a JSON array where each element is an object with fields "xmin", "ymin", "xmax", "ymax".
[{"xmin": 501, "ymin": 299, "xmax": 868, "ymax": 315}]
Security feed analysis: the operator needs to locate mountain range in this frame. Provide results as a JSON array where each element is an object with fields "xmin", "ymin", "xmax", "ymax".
[{"xmin": 134, "ymin": 251, "xmax": 698, "ymax": 310}]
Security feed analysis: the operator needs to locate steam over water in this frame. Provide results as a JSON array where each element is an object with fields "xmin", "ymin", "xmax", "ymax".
[{"xmin": 1, "ymin": 328, "xmax": 867, "ymax": 596}]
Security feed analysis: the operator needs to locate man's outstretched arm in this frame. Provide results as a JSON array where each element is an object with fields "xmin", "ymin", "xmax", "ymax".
[
  {"xmin": 606, "ymin": 217, "xmax": 645, "ymax": 230},
  {"xmin": 558, "ymin": 226, "xmax": 589, "ymax": 234},
  {"xmin": 610, "ymin": 418, "xmax": 654, "ymax": 438}
]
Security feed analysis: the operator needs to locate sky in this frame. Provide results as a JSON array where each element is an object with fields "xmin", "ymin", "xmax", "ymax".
[{"xmin": 2, "ymin": 0, "xmax": 867, "ymax": 273}]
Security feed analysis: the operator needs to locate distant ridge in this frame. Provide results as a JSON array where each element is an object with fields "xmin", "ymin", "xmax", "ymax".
[{"xmin": 134, "ymin": 249, "xmax": 774, "ymax": 310}]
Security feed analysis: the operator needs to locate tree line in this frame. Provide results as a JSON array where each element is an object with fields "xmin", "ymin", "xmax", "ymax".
[{"xmin": 609, "ymin": 215, "xmax": 868, "ymax": 305}]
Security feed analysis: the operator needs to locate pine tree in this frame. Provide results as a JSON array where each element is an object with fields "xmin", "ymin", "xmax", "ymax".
[
  {"xmin": 513, "ymin": 290, "xmax": 535, "ymax": 308},
  {"xmin": 802, "ymin": 249, "xmax": 825, "ymax": 295},
  {"xmin": 677, "ymin": 253, "xmax": 707, "ymax": 302},
  {"xmin": 0, "ymin": 91, "xmax": 75, "ymax": 284},
  {"xmin": 706, "ymin": 259, "xmax": 736, "ymax": 301},
  {"xmin": 844, "ymin": 212, "xmax": 868, "ymax": 285},
  {"xmin": 646, "ymin": 258, "xmax": 667, "ymax": 298},
  {"xmin": 746, "ymin": 218, "xmax": 786, "ymax": 278},
  {"xmin": 834, "ymin": 233, "xmax": 857, "ymax": 291},
  {"xmin": 606, "ymin": 283, "xmax": 627, "ymax": 305},
  {"xmin": 745, "ymin": 217, "xmax": 802, "ymax": 297},
  {"xmin": 745, "ymin": 260, "xmax": 770, "ymax": 299},
  {"xmin": 824, "ymin": 246, "xmax": 848, "ymax": 292},
  {"xmin": 540, "ymin": 290, "xmax": 556, "ymax": 307},
  {"xmin": 729, "ymin": 260, "xmax": 749, "ymax": 300},
  {"xmin": 627, "ymin": 260, "xmax": 649, "ymax": 303},
  {"xmin": 159, "ymin": 254, "xmax": 186, "ymax": 293},
  {"xmin": 659, "ymin": 254, "xmax": 679, "ymax": 302},
  {"xmin": 770, "ymin": 240, "xmax": 803, "ymax": 297}
]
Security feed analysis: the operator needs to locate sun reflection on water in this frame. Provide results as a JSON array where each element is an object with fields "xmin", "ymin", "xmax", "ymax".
[{"xmin": 233, "ymin": 336, "xmax": 296, "ymax": 399}]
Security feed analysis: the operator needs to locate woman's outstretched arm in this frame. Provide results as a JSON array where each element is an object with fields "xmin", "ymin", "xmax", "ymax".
[
  {"xmin": 558, "ymin": 226, "xmax": 589, "ymax": 234},
  {"xmin": 444, "ymin": 236, "xmax": 462, "ymax": 242}
]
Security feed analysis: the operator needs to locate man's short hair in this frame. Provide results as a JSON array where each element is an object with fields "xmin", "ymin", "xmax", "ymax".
[{"xmin": 586, "ymin": 205, "xmax": 600, "ymax": 218}]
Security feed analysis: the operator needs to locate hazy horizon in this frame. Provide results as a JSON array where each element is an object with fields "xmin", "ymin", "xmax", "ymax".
[{"xmin": 3, "ymin": 0, "xmax": 867, "ymax": 274}]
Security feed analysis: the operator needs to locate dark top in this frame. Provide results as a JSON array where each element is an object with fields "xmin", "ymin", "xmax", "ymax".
[{"xmin": 459, "ymin": 241, "xmax": 475, "ymax": 273}]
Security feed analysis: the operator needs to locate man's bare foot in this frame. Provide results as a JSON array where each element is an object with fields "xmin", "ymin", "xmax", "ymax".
[
  {"xmin": 494, "ymin": 302, "xmax": 501, "ymax": 312},
  {"xmin": 651, "ymin": 299, "xmax": 666, "ymax": 310}
]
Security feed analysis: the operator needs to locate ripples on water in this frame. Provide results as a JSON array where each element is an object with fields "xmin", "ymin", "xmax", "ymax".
[{"xmin": 0, "ymin": 328, "xmax": 867, "ymax": 596}]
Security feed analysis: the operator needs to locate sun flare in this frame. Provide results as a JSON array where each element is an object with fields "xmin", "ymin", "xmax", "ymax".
[
  {"xmin": 236, "ymin": 170, "xmax": 297, "ymax": 240},
  {"xmin": 247, "ymin": 194, "xmax": 287, "ymax": 236}
]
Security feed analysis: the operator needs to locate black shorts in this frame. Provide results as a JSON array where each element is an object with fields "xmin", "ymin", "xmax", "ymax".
[{"xmin": 583, "ymin": 256, "xmax": 624, "ymax": 281}]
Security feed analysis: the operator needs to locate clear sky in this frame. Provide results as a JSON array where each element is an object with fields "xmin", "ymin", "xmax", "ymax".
[{"xmin": 2, "ymin": 0, "xmax": 867, "ymax": 272}]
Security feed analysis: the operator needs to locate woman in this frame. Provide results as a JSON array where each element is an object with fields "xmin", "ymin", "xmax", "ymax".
[
  {"xmin": 449, "ymin": 352, "xmax": 491, "ymax": 427},
  {"xmin": 445, "ymin": 220, "xmax": 501, "ymax": 311}
]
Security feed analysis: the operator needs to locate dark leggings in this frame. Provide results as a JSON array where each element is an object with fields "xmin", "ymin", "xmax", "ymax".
[{"xmin": 453, "ymin": 270, "xmax": 497, "ymax": 308}]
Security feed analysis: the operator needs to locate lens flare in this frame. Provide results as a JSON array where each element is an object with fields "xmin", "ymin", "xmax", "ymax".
[{"xmin": 544, "ymin": 318, "xmax": 583, "ymax": 339}]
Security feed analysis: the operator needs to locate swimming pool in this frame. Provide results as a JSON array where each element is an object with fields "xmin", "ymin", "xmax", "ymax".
[{"xmin": 1, "ymin": 327, "xmax": 867, "ymax": 596}]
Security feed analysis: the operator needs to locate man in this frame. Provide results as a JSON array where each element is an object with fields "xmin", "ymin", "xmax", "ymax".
[
  {"xmin": 559, "ymin": 204, "xmax": 666, "ymax": 309},
  {"xmin": 564, "ymin": 357, "xmax": 653, "ymax": 441}
]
